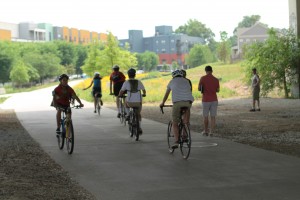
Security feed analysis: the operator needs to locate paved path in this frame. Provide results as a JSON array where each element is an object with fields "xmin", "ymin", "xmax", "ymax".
[{"xmin": 1, "ymin": 84, "xmax": 300, "ymax": 200}]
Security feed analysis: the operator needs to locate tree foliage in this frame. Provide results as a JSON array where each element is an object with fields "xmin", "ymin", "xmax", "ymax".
[
  {"xmin": 243, "ymin": 28, "xmax": 300, "ymax": 98},
  {"xmin": 186, "ymin": 44, "xmax": 214, "ymax": 68},
  {"xmin": 217, "ymin": 31, "xmax": 231, "ymax": 63},
  {"xmin": 0, "ymin": 41, "xmax": 15, "ymax": 84},
  {"xmin": 136, "ymin": 51, "xmax": 159, "ymax": 71}
]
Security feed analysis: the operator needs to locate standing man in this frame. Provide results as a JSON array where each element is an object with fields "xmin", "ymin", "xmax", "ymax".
[
  {"xmin": 160, "ymin": 70, "xmax": 194, "ymax": 149},
  {"xmin": 198, "ymin": 65, "xmax": 220, "ymax": 137},
  {"xmin": 110, "ymin": 65, "xmax": 126, "ymax": 118},
  {"xmin": 250, "ymin": 68, "xmax": 260, "ymax": 112}
]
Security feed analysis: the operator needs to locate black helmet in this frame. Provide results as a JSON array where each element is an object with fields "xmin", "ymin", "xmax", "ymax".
[
  {"xmin": 181, "ymin": 69, "xmax": 186, "ymax": 77},
  {"xmin": 172, "ymin": 69, "xmax": 183, "ymax": 78},
  {"xmin": 127, "ymin": 68, "xmax": 136, "ymax": 76},
  {"xmin": 112, "ymin": 65, "xmax": 119, "ymax": 70},
  {"xmin": 59, "ymin": 74, "xmax": 69, "ymax": 81}
]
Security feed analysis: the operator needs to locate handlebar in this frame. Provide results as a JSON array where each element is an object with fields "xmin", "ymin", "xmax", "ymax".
[
  {"xmin": 160, "ymin": 105, "xmax": 173, "ymax": 114},
  {"xmin": 72, "ymin": 105, "xmax": 83, "ymax": 109}
]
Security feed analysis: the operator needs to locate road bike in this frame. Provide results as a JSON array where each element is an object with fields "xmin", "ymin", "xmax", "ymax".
[
  {"xmin": 128, "ymin": 106, "xmax": 140, "ymax": 141},
  {"xmin": 160, "ymin": 105, "xmax": 192, "ymax": 159},
  {"xmin": 118, "ymin": 95, "xmax": 127, "ymax": 126},
  {"xmin": 57, "ymin": 104, "xmax": 82, "ymax": 154},
  {"xmin": 95, "ymin": 93, "xmax": 102, "ymax": 115}
]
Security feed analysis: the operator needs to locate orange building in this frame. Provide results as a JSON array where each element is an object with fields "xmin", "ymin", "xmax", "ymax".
[{"xmin": 0, "ymin": 29, "xmax": 11, "ymax": 41}]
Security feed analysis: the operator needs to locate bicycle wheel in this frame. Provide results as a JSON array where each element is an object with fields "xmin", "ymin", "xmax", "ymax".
[
  {"xmin": 180, "ymin": 124, "xmax": 191, "ymax": 159},
  {"xmin": 128, "ymin": 111, "xmax": 133, "ymax": 137},
  {"xmin": 167, "ymin": 121, "xmax": 174, "ymax": 153},
  {"xmin": 135, "ymin": 111, "xmax": 140, "ymax": 141},
  {"xmin": 66, "ymin": 120, "xmax": 75, "ymax": 154},
  {"xmin": 97, "ymin": 98, "xmax": 101, "ymax": 116},
  {"xmin": 120, "ymin": 101, "xmax": 124, "ymax": 124},
  {"xmin": 58, "ymin": 120, "xmax": 65, "ymax": 149}
]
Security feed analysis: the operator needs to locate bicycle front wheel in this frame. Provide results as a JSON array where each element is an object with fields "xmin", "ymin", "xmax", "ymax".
[
  {"xmin": 180, "ymin": 124, "xmax": 191, "ymax": 159},
  {"xmin": 97, "ymin": 98, "xmax": 101, "ymax": 116},
  {"xmin": 66, "ymin": 121, "xmax": 75, "ymax": 154},
  {"xmin": 167, "ymin": 121, "xmax": 174, "ymax": 153},
  {"xmin": 58, "ymin": 120, "xmax": 65, "ymax": 149}
]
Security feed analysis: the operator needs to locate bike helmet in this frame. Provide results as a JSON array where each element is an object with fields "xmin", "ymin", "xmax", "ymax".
[
  {"xmin": 112, "ymin": 65, "xmax": 120, "ymax": 70},
  {"xmin": 127, "ymin": 68, "xmax": 136, "ymax": 76},
  {"xmin": 172, "ymin": 69, "xmax": 183, "ymax": 78},
  {"xmin": 59, "ymin": 74, "xmax": 69, "ymax": 81},
  {"xmin": 181, "ymin": 69, "xmax": 186, "ymax": 77},
  {"xmin": 94, "ymin": 72, "xmax": 100, "ymax": 76}
]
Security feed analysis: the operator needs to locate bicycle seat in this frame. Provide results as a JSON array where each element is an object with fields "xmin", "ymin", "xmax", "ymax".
[{"xmin": 180, "ymin": 107, "xmax": 189, "ymax": 113}]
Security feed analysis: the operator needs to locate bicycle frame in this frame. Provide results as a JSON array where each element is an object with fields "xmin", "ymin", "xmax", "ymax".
[{"xmin": 128, "ymin": 106, "xmax": 140, "ymax": 141}]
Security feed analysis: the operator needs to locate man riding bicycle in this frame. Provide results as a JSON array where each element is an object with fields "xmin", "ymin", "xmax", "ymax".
[
  {"xmin": 160, "ymin": 69, "xmax": 194, "ymax": 149},
  {"xmin": 118, "ymin": 68, "xmax": 146, "ymax": 134},
  {"xmin": 110, "ymin": 65, "xmax": 126, "ymax": 118},
  {"xmin": 83, "ymin": 72, "xmax": 103, "ymax": 113},
  {"xmin": 52, "ymin": 74, "xmax": 84, "ymax": 136}
]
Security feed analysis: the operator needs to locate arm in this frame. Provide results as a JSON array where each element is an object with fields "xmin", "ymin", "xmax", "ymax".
[
  {"xmin": 73, "ymin": 94, "xmax": 84, "ymax": 107},
  {"xmin": 110, "ymin": 80, "xmax": 113, "ymax": 94},
  {"xmin": 83, "ymin": 80, "xmax": 93, "ymax": 90},
  {"xmin": 142, "ymin": 89, "xmax": 146, "ymax": 97},
  {"xmin": 160, "ymin": 88, "xmax": 171, "ymax": 107},
  {"xmin": 198, "ymin": 78, "xmax": 204, "ymax": 93}
]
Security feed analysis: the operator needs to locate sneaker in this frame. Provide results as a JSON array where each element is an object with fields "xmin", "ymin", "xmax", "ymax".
[
  {"xmin": 94, "ymin": 110, "xmax": 96, "ymax": 113},
  {"xmin": 125, "ymin": 116, "xmax": 130, "ymax": 121},
  {"xmin": 249, "ymin": 109, "xmax": 255, "ymax": 112},
  {"xmin": 256, "ymin": 108, "xmax": 261, "ymax": 111},
  {"xmin": 201, "ymin": 131, "xmax": 208, "ymax": 136},
  {"xmin": 56, "ymin": 128, "xmax": 60, "ymax": 137},
  {"xmin": 209, "ymin": 133, "xmax": 214, "ymax": 137},
  {"xmin": 171, "ymin": 141, "xmax": 179, "ymax": 149},
  {"xmin": 117, "ymin": 113, "xmax": 121, "ymax": 118},
  {"xmin": 100, "ymin": 100, "xmax": 103, "ymax": 106},
  {"xmin": 138, "ymin": 128, "xmax": 143, "ymax": 135}
]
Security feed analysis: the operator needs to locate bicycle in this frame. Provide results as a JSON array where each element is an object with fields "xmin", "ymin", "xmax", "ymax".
[
  {"xmin": 128, "ymin": 106, "xmax": 140, "ymax": 141},
  {"xmin": 160, "ymin": 105, "xmax": 192, "ymax": 159},
  {"xmin": 95, "ymin": 93, "xmax": 102, "ymax": 116},
  {"xmin": 57, "ymin": 104, "xmax": 82, "ymax": 154},
  {"xmin": 118, "ymin": 95, "xmax": 127, "ymax": 126}
]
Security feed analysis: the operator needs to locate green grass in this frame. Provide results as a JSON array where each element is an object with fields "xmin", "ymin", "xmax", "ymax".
[
  {"xmin": 74, "ymin": 61, "xmax": 246, "ymax": 104},
  {"xmin": 0, "ymin": 97, "xmax": 9, "ymax": 104},
  {"xmin": 4, "ymin": 81, "xmax": 59, "ymax": 94}
]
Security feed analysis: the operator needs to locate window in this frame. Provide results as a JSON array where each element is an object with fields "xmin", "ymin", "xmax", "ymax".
[
  {"xmin": 161, "ymin": 40, "xmax": 165, "ymax": 44},
  {"xmin": 161, "ymin": 48, "xmax": 166, "ymax": 53},
  {"xmin": 171, "ymin": 39, "xmax": 174, "ymax": 43},
  {"xmin": 239, "ymin": 39, "xmax": 244, "ymax": 42},
  {"xmin": 246, "ymin": 38, "xmax": 250, "ymax": 43}
]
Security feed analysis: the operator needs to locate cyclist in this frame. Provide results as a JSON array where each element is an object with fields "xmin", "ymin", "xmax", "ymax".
[
  {"xmin": 109, "ymin": 65, "xmax": 126, "ymax": 118},
  {"xmin": 118, "ymin": 68, "xmax": 146, "ymax": 134},
  {"xmin": 160, "ymin": 69, "xmax": 194, "ymax": 149},
  {"xmin": 52, "ymin": 74, "xmax": 84, "ymax": 136},
  {"xmin": 83, "ymin": 72, "xmax": 103, "ymax": 113}
]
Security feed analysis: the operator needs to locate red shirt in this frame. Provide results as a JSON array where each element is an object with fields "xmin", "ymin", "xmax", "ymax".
[
  {"xmin": 54, "ymin": 84, "xmax": 75, "ymax": 106},
  {"xmin": 110, "ymin": 71, "xmax": 126, "ymax": 84},
  {"xmin": 199, "ymin": 73, "xmax": 220, "ymax": 102}
]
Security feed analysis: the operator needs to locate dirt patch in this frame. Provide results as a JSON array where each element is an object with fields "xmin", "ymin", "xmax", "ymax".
[{"xmin": 0, "ymin": 109, "xmax": 96, "ymax": 200}]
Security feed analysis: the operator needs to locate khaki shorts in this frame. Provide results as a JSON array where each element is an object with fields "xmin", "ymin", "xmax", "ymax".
[
  {"xmin": 202, "ymin": 101, "xmax": 218, "ymax": 117},
  {"xmin": 172, "ymin": 101, "xmax": 192, "ymax": 123},
  {"xmin": 126, "ymin": 102, "xmax": 142, "ymax": 114},
  {"xmin": 252, "ymin": 87, "xmax": 260, "ymax": 100}
]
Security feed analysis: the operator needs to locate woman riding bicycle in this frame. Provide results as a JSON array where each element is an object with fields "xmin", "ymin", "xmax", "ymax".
[
  {"xmin": 160, "ymin": 69, "xmax": 194, "ymax": 149},
  {"xmin": 83, "ymin": 72, "xmax": 103, "ymax": 113}
]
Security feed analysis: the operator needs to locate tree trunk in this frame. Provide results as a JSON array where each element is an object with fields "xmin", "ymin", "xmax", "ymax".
[{"xmin": 283, "ymin": 74, "xmax": 289, "ymax": 98}]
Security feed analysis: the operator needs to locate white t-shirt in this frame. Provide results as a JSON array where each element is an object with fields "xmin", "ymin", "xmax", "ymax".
[
  {"xmin": 167, "ymin": 77, "xmax": 194, "ymax": 103},
  {"xmin": 120, "ymin": 79, "xmax": 145, "ymax": 103}
]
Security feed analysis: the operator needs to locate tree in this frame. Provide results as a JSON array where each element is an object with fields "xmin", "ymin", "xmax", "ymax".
[
  {"xmin": 83, "ymin": 32, "xmax": 137, "ymax": 76},
  {"xmin": 0, "ymin": 41, "xmax": 15, "ymax": 85},
  {"xmin": 55, "ymin": 41, "xmax": 77, "ymax": 73},
  {"xmin": 186, "ymin": 44, "xmax": 214, "ymax": 68},
  {"xmin": 243, "ymin": 28, "xmax": 300, "ymax": 98},
  {"xmin": 136, "ymin": 51, "xmax": 159, "ymax": 71},
  {"xmin": 10, "ymin": 61, "xmax": 30, "ymax": 87},
  {"xmin": 175, "ymin": 19, "xmax": 215, "ymax": 45},
  {"xmin": 75, "ymin": 45, "xmax": 88, "ymax": 75},
  {"xmin": 217, "ymin": 31, "xmax": 231, "ymax": 63}
]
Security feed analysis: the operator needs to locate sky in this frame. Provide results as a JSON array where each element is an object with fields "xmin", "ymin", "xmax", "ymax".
[{"xmin": 0, "ymin": 0, "xmax": 290, "ymax": 41}]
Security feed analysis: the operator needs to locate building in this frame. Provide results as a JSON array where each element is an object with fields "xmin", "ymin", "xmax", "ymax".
[
  {"xmin": 232, "ymin": 22, "xmax": 269, "ymax": 60},
  {"xmin": 0, "ymin": 21, "xmax": 107, "ymax": 44},
  {"xmin": 118, "ymin": 25, "xmax": 205, "ymax": 66}
]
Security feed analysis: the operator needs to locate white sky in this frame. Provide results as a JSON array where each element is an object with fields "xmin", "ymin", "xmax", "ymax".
[{"xmin": 0, "ymin": 0, "xmax": 290, "ymax": 40}]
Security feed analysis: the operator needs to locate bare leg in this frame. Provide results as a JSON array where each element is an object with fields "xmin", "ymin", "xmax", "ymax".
[
  {"xmin": 56, "ymin": 110, "xmax": 61, "ymax": 129},
  {"xmin": 172, "ymin": 122, "xmax": 179, "ymax": 142},
  {"xmin": 210, "ymin": 116, "xmax": 216, "ymax": 134},
  {"xmin": 204, "ymin": 116, "xmax": 209, "ymax": 133}
]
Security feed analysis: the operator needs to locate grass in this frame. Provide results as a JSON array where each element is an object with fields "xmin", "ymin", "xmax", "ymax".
[
  {"xmin": 0, "ymin": 97, "xmax": 9, "ymax": 104},
  {"xmin": 73, "ymin": 61, "xmax": 247, "ymax": 104}
]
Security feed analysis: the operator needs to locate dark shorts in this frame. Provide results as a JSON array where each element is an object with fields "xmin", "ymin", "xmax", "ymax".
[
  {"xmin": 252, "ymin": 87, "xmax": 260, "ymax": 100},
  {"xmin": 92, "ymin": 88, "xmax": 102, "ymax": 97},
  {"xmin": 113, "ymin": 82, "xmax": 124, "ymax": 96}
]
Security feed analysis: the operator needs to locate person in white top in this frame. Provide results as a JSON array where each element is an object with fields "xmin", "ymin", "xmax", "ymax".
[
  {"xmin": 119, "ymin": 68, "xmax": 146, "ymax": 133},
  {"xmin": 160, "ymin": 69, "xmax": 194, "ymax": 149},
  {"xmin": 250, "ymin": 68, "xmax": 261, "ymax": 112}
]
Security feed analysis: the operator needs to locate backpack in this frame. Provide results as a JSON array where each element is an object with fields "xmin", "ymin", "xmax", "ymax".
[{"xmin": 129, "ymin": 79, "xmax": 139, "ymax": 93}]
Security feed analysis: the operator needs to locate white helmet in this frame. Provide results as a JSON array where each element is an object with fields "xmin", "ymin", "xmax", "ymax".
[
  {"xmin": 94, "ymin": 72, "xmax": 100, "ymax": 76},
  {"xmin": 172, "ymin": 69, "xmax": 183, "ymax": 78}
]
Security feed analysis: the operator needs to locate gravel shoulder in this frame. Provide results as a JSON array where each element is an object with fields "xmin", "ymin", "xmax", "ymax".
[{"xmin": 0, "ymin": 97, "xmax": 300, "ymax": 199}]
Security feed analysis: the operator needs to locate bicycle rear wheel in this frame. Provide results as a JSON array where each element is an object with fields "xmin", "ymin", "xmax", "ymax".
[
  {"xmin": 97, "ymin": 98, "xmax": 101, "ymax": 116},
  {"xmin": 120, "ymin": 101, "xmax": 125, "ymax": 124},
  {"xmin": 180, "ymin": 124, "xmax": 191, "ymax": 159},
  {"xmin": 135, "ymin": 113, "xmax": 140, "ymax": 141},
  {"xmin": 167, "ymin": 121, "xmax": 175, "ymax": 153},
  {"xmin": 66, "ymin": 121, "xmax": 75, "ymax": 154}
]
